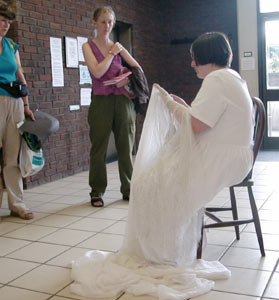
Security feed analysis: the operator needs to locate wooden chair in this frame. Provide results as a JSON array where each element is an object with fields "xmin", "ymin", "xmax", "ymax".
[{"xmin": 197, "ymin": 97, "xmax": 266, "ymax": 259}]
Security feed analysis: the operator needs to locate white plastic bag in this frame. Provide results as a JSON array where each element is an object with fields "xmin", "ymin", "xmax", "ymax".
[{"xmin": 19, "ymin": 138, "xmax": 44, "ymax": 177}]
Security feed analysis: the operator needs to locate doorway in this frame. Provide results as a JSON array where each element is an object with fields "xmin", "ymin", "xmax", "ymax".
[
  {"xmin": 106, "ymin": 21, "xmax": 139, "ymax": 161},
  {"xmin": 258, "ymin": 0, "xmax": 279, "ymax": 149}
]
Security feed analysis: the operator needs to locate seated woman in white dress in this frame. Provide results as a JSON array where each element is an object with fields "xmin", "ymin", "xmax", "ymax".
[{"xmin": 71, "ymin": 32, "xmax": 254, "ymax": 300}]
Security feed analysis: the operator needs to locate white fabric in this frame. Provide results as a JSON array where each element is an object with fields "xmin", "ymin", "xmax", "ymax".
[{"xmin": 71, "ymin": 81, "xmax": 253, "ymax": 300}]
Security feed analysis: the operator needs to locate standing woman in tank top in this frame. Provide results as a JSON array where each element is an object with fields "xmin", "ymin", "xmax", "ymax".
[{"xmin": 82, "ymin": 7, "xmax": 141, "ymax": 207}]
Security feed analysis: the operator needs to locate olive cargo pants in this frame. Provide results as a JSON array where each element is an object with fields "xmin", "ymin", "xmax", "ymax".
[{"xmin": 88, "ymin": 94, "xmax": 136, "ymax": 198}]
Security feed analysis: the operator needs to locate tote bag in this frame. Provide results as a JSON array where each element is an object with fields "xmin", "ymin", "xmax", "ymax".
[{"xmin": 19, "ymin": 138, "xmax": 44, "ymax": 177}]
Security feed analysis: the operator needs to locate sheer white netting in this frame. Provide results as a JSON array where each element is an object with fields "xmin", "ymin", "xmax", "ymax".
[{"xmin": 71, "ymin": 84, "xmax": 253, "ymax": 300}]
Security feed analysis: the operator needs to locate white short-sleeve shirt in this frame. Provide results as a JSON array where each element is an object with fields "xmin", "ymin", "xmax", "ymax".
[{"xmin": 189, "ymin": 68, "xmax": 253, "ymax": 146}]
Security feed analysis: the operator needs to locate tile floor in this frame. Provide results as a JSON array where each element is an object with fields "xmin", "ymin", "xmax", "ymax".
[{"xmin": 0, "ymin": 151, "xmax": 279, "ymax": 300}]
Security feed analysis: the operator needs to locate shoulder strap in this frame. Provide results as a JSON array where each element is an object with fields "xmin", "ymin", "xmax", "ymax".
[
  {"xmin": 5, "ymin": 37, "xmax": 24, "ymax": 72},
  {"xmin": 6, "ymin": 38, "xmax": 16, "ymax": 52}
]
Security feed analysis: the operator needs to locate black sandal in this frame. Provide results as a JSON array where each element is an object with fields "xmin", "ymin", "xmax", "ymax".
[{"xmin": 91, "ymin": 197, "xmax": 104, "ymax": 207}]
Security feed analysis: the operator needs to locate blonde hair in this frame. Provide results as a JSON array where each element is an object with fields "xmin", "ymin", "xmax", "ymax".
[{"xmin": 93, "ymin": 6, "xmax": 116, "ymax": 24}]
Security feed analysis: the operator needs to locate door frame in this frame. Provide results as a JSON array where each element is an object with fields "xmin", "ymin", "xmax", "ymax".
[{"xmin": 258, "ymin": 2, "xmax": 279, "ymax": 149}]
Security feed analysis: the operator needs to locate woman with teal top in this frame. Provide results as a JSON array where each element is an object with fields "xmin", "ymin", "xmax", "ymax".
[
  {"xmin": 0, "ymin": 3, "xmax": 34, "ymax": 220},
  {"xmin": 82, "ymin": 6, "xmax": 141, "ymax": 207}
]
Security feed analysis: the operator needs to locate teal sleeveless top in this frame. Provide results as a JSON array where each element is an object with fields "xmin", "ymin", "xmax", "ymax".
[{"xmin": 0, "ymin": 37, "xmax": 19, "ymax": 98}]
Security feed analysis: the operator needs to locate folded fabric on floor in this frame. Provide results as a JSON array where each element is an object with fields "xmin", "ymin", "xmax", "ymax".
[{"xmin": 71, "ymin": 250, "xmax": 230, "ymax": 300}]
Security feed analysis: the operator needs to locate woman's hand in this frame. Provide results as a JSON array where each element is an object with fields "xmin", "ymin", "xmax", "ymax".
[
  {"xmin": 24, "ymin": 106, "xmax": 35, "ymax": 121},
  {"xmin": 110, "ymin": 42, "xmax": 123, "ymax": 55},
  {"xmin": 116, "ymin": 76, "xmax": 129, "ymax": 88},
  {"xmin": 170, "ymin": 94, "xmax": 189, "ymax": 107}
]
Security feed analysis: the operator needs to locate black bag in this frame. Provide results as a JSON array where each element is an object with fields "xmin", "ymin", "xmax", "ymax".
[{"xmin": 0, "ymin": 80, "xmax": 28, "ymax": 98}]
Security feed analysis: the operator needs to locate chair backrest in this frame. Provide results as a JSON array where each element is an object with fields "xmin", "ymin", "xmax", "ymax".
[
  {"xmin": 244, "ymin": 97, "xmax": 266, "ymax": 180},
  {"xmin": 252, "ymin": 97, "xmax": 266, "ymax": 165}
]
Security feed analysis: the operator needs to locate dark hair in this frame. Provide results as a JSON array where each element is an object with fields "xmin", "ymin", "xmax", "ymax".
[
  {"xmin": 0, "ymin": 2, "xmax": 16, "ymax": 20},
  {"xmin": 190, "ymin": 32, "xmax": 232, "ymax": 67}
]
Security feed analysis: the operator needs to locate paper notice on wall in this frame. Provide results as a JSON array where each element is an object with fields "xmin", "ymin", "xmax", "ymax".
[
  {"xmin": 65, "ymin": 37, "xmax": 79, "ymax": 68},
  {"xmin": 80, "ymin": 88, "xmax": 92, "ymax": 106},
  {"xmin": 50, "ymin": 37, "xmax": 64, "ymax": 87},
  {"xmin": 77, "ymin": 37, "xmax": 88, "ymax": 62},
  {"xmin": 79, "ymin": 65, "xmax": 92, "ymax": 84},
  {"xmin": 241, "ymin": 57, "xmax": 255, "ymax": 71}
]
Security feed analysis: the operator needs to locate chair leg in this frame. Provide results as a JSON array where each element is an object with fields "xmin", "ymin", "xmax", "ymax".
[
  {"xmin": 229, "ymin": 187, "xmax": 240, "ymax": 240},
  {"xmin": 197, "ymin": 215, "xmax": 204, "ymax": 259},
  {"xmin": 247, "ymin": 186, "xmax": 265, "ymax": 256}
]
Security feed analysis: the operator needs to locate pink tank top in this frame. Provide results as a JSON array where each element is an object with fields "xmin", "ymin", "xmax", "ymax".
[{"xmin": 88, "ymin": 40, "xmax": 122, "ymax": 95}]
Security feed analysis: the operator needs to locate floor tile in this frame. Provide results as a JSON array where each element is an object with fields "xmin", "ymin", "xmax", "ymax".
[
  {"xmin": 59, "ymin": 182, "xmax": 89, "ymax": 189},
  {"xmin": 220, "ymin": 247, "xmax": 278, "ymax": 271},
  {"xmin": 11, "ymin": 265, "xmax": 71, "ymax": 294},
  {"xmin": 231, "ymin": 198, "xmax": 265, "ymax": 209},
  {"xmin": 0, "ymin": 221, "xmax": 23, "ymax": 235},
  {"xmin": 71, "ymin": 189, "xmax": 93, "ymax": 197},
  {"xmin": 66, "ymin": 217, "xmax": 115, "ymax": 232},
  {"xmin": 103, "ymin": 220, "xmax": 126, "ymax": 235},
  {"xmin": 102, "ymin": 190, "xmax": 122, "ymax": 199},
  {"xmin": 58, "ymin": 284, "xmax": 118, "ymax": 299},
  {"xmin": 23, "ymin": 193, "xmax": 62, "ymax": 202},
  {"xmin": 77, "ymin": 233, "xmax": 124, "ymax": 251},
  {"xmin": 47, "ymin": 187, "xmax": 83, "ymax": 196},
  {"xmin": 2, "ymin": 212, "xmax": 49, "ymax": 224},
  {"xmin": 50, "ymin": 195, "xmax": 88, "ymax": 205},
  {"xmin": 57, "ymin": 204, "xmax": 98, "ymax": 217},
  {"xmin": 20, "ymin": 200, "xmax": 49, "ymax": 209},
  {"xmin": 245, "ymin": 220, "xmax": 279, "ymax": 235},
  {"xmin": 232, "ymin": 232, "xmax": 279, "ymax": 251},
  {"xmin": 207, "ymin": 196, "xmax": 229, "ymax": 206},
  {"xmin": 119, "ymin": 293, "xmax": 156, "ymax": 299},
  {"xmin": 33, "ymin": 214, "xmax": 82, "ymax": 227},
  {"xmin": 0, "ymin": 258, "xmax": 38, "ymax": 284},
  {"xmin": 201, "ymin": 244, "xmax": 228, "ymax": 261},
  {"xmin": 263, "ymin": 272, "xmax": 279, "ymax": 299},
  {"xmin": 32, "ymin": 203, "xmax": 70, "ymax": 214},
  {"xmin": 39, "ymin": 228, "xmax": 93, "ymax": 246},
  {"xmin": 206, "ymin": 229, "xmax": 236, "ymax": 246},
  {"xmin": 48, "ymin": 296, "xmax": 74, "ymax": 300},
  {"xmin": 214, "ymin": 266, "xmax": 271, "ymax": 296},
  {"xmin": 261, "ymin": 199, "xmax": 279, "ymax": 210},
  {"xmin": 259, "ymin": 209, "xmax": 279, "ymax": 221},
  {"xmin": 47, "ymin": 247, "xmax": 90, "ymax": 268},
  {"xmin": 189, "ymin": 290, "xmax": 260, "ymax": 299},
  {"xmin": 7, "ymin": 242, "xmax": 69, "ymax": 263},
  {"xmin": 0, "ymin": 236, "xmax": 30, "ymax": 256},
  {"xmin": 89, "ymin": 208, "xmax": 128, "ymax": 220},
  {"xmin": 109, "ymin": 200, "xmax": 129, "ymax": 209},
  {"xmin": 4, "ymin": 224, "xmax": 58, "ymax": 241},
  {"xmin": 0, "ymin": 286, "xmax": 50, "ymax": 300}
]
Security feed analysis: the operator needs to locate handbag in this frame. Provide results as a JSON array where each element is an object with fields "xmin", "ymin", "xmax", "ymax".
[
  {"xmin": 19, "ymin": 138, "xmax": 44, "ymax": 178},
  {"xmin": 0, "ymin": 80, "xmax": 28, "ymax": 98}
]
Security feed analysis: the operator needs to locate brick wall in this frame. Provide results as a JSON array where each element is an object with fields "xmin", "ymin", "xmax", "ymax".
[
  {"xmin": 164, "ymin": 0, "xmax": 238, "ymax": 103},
  {"xmin": 9, "ymin": 0, "xmax": 237, "ymax": 188}
]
